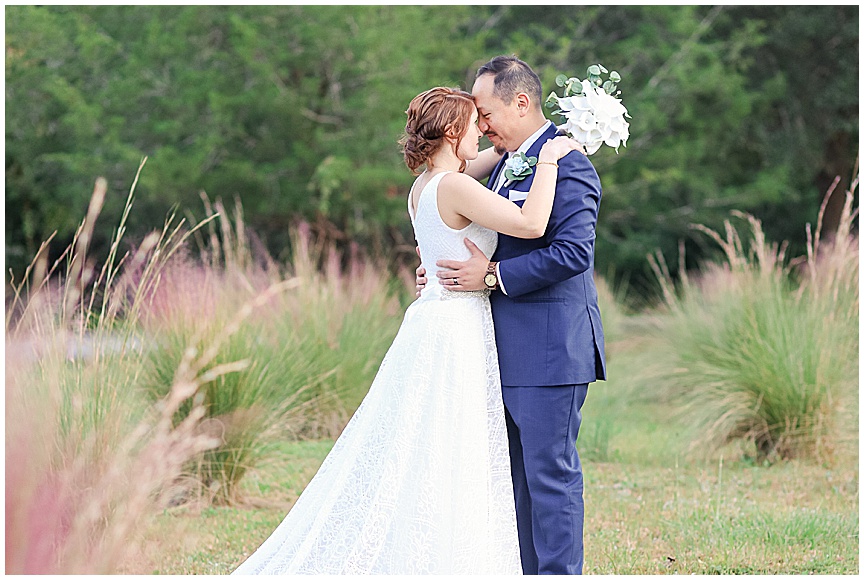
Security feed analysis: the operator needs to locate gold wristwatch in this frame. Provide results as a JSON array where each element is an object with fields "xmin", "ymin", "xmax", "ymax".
[{"xmin": 484, "ymin": 261, "xmax": 498, "ymax": 289}]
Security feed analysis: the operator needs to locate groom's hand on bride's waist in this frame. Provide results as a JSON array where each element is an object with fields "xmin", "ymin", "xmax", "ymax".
[
  {"xmin": 436, "ymin": 238, "xmax": 488, "ymax": 292},
  {"xmin": 415, "ymin": 246, "xmax": 426, "ymax": 297}
]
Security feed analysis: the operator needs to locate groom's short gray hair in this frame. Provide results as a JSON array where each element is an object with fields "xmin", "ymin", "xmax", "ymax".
[{"xmin": 476, "ymin": 55, "xmax": 543, "ymax": 109}]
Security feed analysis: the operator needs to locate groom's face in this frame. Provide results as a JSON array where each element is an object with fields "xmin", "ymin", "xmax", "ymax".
[{"xmin": 472, "ymin": 74, "xmax": 522, "ymax": 155}]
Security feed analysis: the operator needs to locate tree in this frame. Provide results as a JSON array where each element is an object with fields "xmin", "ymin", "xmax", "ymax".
[{"xmin": 5, "ymin": 6, "xmax": 858, "ymax": 293}]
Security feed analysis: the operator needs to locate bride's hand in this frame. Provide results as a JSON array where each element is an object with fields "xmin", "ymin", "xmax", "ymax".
[{"xmin": 538, "ymin": 136, "xmax": 586, "ymax": 163}]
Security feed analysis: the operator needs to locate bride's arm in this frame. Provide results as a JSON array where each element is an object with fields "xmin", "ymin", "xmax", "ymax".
[
  {"xmin": 439, "ymin": 137, "xmax": 581, "ymax": 239},
  {"xmin": 463, "ymin": 146, "xmax": 503, "ymax": 181}
]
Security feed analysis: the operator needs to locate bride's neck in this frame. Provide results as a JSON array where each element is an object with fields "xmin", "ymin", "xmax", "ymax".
[{"xmin": 427, "ymin": 144, "xmax": 462, "ymax": 173}]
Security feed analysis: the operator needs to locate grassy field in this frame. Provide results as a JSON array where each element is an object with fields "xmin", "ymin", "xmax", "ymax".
[
  {"xmin": 121, "ymin": 326, "xmax": 859, "ymax": 575},
  {"xmin": 9, "ymin": 174, "xmax": 857, "ymax": 574}
]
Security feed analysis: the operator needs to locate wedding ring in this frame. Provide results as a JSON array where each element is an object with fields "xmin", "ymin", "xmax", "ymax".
[{"xmin": 453, "ymin": 278, "xmax": 459, "ymax": 285}]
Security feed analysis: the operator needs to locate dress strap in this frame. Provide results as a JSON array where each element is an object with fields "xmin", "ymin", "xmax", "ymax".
[
  {"xmin": 427, "ymin": 170, "xmax": 451, "ymax": 201},
  {"xmin": 407, "ymin": 180, "xmax": 417, "ymax": 221},
  {"xmin": 408, "ymin": 170, "xmax": 451, "ymax": 221}
]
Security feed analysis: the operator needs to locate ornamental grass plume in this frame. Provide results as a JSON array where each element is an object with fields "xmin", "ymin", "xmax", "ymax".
[
  {"xmin": 649, "ymin": 168, "xmax": 858, "ymax": 462},
  {"xmin": 5, "ymin": 167, "xmax": 223, "ymax": 573},
  {"xmin": 6, "ymin": 161, "xmax": 410, "ymax": 570},
  {"xmin": 5, "ymin": 337, "xmax": 226, "ymax": 574}
]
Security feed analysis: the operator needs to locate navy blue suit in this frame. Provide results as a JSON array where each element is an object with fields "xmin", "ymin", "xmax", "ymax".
[{"xmin": 488, "ymin": 123, "xmax": 605, "ymax": 574}]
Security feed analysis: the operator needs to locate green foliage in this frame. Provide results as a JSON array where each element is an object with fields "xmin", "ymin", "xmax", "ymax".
[
  {"xmin": 5, "ymin": 6, "xmax": 859, "ymax": 294},
  {"xmin": 5, "ymin": 5, "xmax": 485, "ymax": 274}
]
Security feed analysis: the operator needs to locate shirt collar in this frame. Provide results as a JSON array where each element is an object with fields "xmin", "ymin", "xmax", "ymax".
[{"xmin": 513, "ymin": 120, "xmax": 554, "ymax": 157}]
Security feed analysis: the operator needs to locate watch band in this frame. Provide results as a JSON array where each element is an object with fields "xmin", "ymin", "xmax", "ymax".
[{"xmin": 485, "ymin": 261, "xmax": 498, "ymax": 290}]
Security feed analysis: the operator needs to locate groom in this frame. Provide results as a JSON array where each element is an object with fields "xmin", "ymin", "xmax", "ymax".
[{"xmin": 416, "ymin": 55, "xmax": 606, "ymax": 575}]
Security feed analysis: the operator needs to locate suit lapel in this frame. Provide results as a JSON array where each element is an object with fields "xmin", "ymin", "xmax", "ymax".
[
  {"xmin": 496, "ymin": 123, "xmax": 560, "ymax": 201},
  {"xmin": 488, "ymin": 155, "xmax": 508, "ymax": 196}
]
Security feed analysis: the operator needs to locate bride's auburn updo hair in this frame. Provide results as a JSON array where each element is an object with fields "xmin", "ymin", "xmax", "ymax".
[{"xmin": 400, "ymin": 87, "xmax": 475, "ymax": 175}]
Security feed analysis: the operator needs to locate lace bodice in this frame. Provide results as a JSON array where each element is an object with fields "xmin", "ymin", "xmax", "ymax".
[{"xmin": 408, "ymin": 171, "xmax": 498, "ymax": 300}]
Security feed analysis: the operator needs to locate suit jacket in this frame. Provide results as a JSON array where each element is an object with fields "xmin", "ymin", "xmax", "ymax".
[{"xmin": 489, "ymin": 124, "xmax": 606, "ymax": 387}]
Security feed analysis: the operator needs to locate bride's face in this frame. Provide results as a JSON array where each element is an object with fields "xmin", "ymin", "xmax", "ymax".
[{"xmin": 455, "ymin": 108, "xmax": 483, "ymax": 162}]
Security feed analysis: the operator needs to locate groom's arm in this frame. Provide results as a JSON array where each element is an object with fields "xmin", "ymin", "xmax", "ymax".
[
  {"xmin": 464, "ymin": 146, "xmax": 504, "ymax": 182},
  {"xmin": 496, "ymin": 152, "xmax": 601, "ymax": 297}
]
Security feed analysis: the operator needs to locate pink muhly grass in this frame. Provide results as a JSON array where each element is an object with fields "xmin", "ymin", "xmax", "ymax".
[
  {"xmin": 5, "ymin": 334, "xmax": 225, "ymax": 573},
  {"xmin": 648, "ymin": 167, "xmax": 859, "ymax": 462}
]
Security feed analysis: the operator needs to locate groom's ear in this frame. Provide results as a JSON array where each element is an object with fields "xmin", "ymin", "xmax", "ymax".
[{"xmin": 515, "ymin": 92, "xmax": 531, "ymax": 116}]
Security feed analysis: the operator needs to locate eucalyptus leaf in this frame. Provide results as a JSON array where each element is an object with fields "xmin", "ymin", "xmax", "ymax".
[
  {"xmin": 598, "ymin": 64, "xmax": 608, "ymax": 73},
  {"xmin": 588, "ymin": 64, "xmax": 601, "ymax": 76},
  {"xmin": 504, "ymin": 169, "xmax": 515, "ymax": 180},
  {"xmin": 555, "ymin": 74, "xmax": 568, "ymax": 87},
  {"xmin": 603, "ymin": 80, "xmax": 613, "ymax": 93},
  {"xmin": 527, "ymin": 156, "xmax": 537, "ymax": 164},
  {"xmin": 610, "ymin": 71, "xmax": 621, "ymax": 82}
]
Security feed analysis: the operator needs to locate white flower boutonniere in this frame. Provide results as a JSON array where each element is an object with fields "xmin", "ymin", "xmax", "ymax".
[
  {"xmin": 503, "ymin": 152, "xmax": 537, "ymax": 183},
  {"xmin": 546, "ymin": 64, "xmax": 631, "ymax": 155}
]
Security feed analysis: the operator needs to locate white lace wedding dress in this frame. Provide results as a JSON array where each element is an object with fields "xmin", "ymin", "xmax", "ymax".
[{"xmin": 232, "ymin": 171, "xmax": 521, "ymax": 575}]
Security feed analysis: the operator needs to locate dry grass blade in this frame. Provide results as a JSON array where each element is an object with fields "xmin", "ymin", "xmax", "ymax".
[{"xmin": 62, "ymin": 177, "xmax": 107, "ymax": 324}]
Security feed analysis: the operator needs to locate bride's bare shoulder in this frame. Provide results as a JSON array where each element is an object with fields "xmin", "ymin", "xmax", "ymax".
[{"xmin": 438, "ymin": 171, "xmax": 483, "ymax": 193}]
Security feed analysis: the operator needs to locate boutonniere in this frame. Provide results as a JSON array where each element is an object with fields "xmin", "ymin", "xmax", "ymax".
[{"xmin": 503, "ymin": 152, "xmax": 537, "ymax": 183}]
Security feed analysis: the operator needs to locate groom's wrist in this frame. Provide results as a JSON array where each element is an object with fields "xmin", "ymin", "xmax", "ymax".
[
  {"xmin": 492, "ymin": 262, "xmax": 508, "ymax": 295},
  {"xmin": 484, "ymin": 261, "xmax": 499, "ymax": 290}
]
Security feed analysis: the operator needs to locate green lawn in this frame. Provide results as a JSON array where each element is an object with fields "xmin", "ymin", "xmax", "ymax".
[{"xmin": 124, "ymin": 333, "xmax": 859, "ymax": 575}]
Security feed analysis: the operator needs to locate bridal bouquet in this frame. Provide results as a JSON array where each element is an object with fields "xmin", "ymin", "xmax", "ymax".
[{"xmin": 545, "ymin": 64, "xmax": 630, "ymax": 155}]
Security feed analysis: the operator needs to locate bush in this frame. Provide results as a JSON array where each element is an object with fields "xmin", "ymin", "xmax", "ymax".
[
  {"xmin": 649, "ymin": 175, "xmax": 858, "ymax": 462},
  {"xmin": 139, "ymin": 201, "xmax": 406, "ymax": 503}
]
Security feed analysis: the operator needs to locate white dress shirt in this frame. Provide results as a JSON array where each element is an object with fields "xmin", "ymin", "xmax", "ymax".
[{"xmin": 494, "ymin": 120, "xmax": 554, "ymax": 295}]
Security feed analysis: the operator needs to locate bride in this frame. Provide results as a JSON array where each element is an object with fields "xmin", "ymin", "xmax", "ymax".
[{"xmin": 232, "ymin": 87, "xmax": 581, "ymax": 575}]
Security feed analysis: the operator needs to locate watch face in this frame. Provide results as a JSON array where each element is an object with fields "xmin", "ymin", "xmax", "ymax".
[{"xmin": 484, "ymin": 273, "xmax": 497, "ymax": 287}]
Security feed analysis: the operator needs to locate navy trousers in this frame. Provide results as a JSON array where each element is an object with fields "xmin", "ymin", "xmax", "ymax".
[{"xmin": 502, "ymin": 384, "xmax": 589, "ymax": 575}]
